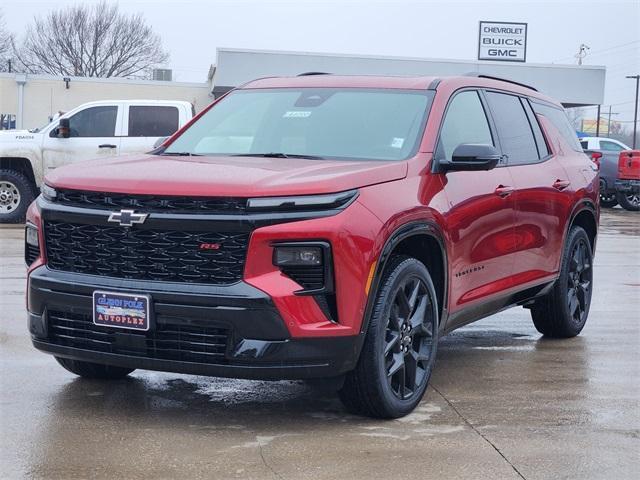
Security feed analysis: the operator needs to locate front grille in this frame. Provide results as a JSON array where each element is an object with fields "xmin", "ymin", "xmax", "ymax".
[
  {"xmin": 48, "ymin": 310, "xmax": 229, "ymax": 364},
  {"xmin": 44, "ymin": 221, "xmax": 249, "ymax": 284},
  {"xmin": 54, "ymin": 189, "xmax": 248, "ymax": 214}
]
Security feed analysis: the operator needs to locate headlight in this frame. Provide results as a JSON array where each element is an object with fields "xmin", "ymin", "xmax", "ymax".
[
  {"xmin": 41, "ymin": 184, "xmax": 57, "ymax": 201},
  {"xmin": 247, "ymin": 190, "xmax": 357, "ymax": 212}
]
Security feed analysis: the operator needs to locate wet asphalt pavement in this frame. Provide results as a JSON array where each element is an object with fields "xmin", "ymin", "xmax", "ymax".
[{"xmin": 1, "ymin": 209, "xmax": 639, "ymax": 479}]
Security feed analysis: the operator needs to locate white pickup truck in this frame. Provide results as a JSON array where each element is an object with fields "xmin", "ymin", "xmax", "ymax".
[{"xmin": 0, "ymin": 99, "xmax": 195, "ymax": 222}]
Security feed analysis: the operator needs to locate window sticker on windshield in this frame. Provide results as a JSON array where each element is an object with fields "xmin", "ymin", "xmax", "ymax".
[
  {"xmin": 283, "ymin": 111, "xmax": 312, "ymax": 118},
  {"xmin": 391, "ymin": 137, "xmax": 405, "ymax": 149}
]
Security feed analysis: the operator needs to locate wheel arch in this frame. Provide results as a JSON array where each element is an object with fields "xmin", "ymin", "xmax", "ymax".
[
  {"xmin": 567, "ymin": 200, "xmax": 598, "ymax": 252},
  {"xmin": 361, "ymin": 221, "xmax": 449, "ymax": 336},
  {"xmin": 0, "ymin": 157, "xmax": 38, "ymax": 191}
]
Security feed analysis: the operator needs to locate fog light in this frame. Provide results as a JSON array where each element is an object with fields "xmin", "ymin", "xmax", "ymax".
[
  {"xmin": 273, "ymin": 245, "xmax": 323, "ymax": 266},
  {"xmin": 25, "ymin": 223, "xmax": 39, "ymax": 248}
]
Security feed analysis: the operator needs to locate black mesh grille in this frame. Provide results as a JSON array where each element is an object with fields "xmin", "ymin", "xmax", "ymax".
[
  {"xmin": 55, "ymin": 189, "xmax": 248, "ymax": 214},
  {"xmin": 281, "ymin": 265, "xmax": 325, "ymax": 290},
  {"xmin": 25, "ymin": 243, "xmax": 40, "ymax": 265},
  {"xmin": 48, "ymin": 311, "xmax": 229, "ymax": 364},
  {"xmin": 44, "ymin": 221, "xmax": 249, "ymax": 284}
]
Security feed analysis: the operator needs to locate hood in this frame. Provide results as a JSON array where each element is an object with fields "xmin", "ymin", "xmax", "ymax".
[{"xmin": 45, "ymin": 153, "xmax": 408, "ymax": 197}]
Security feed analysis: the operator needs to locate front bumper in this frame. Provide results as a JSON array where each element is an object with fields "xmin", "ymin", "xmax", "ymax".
[
  {"xmin": 28, "ymin": 266, "xmax": 362, "ymax": 380},
  {"xmin": 615, "ymin": 179, "xmax": 640, "ymax": 194}
]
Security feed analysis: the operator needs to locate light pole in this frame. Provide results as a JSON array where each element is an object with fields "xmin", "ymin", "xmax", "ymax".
[{"xmin": 626, "ymin": 75, "xmax": 639, "ymax": 149}]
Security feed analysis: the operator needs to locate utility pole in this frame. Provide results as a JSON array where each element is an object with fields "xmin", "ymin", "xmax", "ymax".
[
  {"xmin": 627, "ymin": 75, "xmax": 639, "ymax": 149},
  {"xmin": 603, "ymin": 106, "xmax": 619, "ymax": 137}
]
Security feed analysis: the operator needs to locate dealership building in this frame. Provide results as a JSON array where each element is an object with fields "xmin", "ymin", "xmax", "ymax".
[{"xmin": 1, "ymin": 46, "xmax": 606, "ymax": 131}]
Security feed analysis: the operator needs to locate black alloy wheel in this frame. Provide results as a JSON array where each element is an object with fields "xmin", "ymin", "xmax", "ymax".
[
  {"xmin": 566, "ymin": 237, "xmax": 592, "ymax": 325},
  {"xmin": 384, "ymin": 276, "xmax": 435, "ymax": 400}
]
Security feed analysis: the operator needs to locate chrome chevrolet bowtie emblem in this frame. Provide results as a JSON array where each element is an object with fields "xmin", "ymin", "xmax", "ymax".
[{"xmin": 107, "ymin": 209, "xmax": 148, "ymax": 227}]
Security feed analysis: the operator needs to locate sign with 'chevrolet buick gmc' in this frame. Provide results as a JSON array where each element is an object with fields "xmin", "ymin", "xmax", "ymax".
[{"xmin": 478, "ymin": 21, "xmax": 527, "ymax": 62}]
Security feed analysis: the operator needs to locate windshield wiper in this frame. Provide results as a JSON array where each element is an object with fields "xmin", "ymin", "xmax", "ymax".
[
  {"xmin": 231, "ymin": 152, "xmax": 326, "ymax": 160},
  {"xmin": 160, "ymin": 152, "xmax": 202, "ymax": 156}
]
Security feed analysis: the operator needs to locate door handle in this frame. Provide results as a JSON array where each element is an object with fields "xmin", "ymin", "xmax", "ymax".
[
  {"xmin": 494, "ymin": 185, "xmax": 514, "ymax": 198},
  {"xmin": 98, "ymin": 144, "xmax": 117, "ymax": 149},
  {"xmin": 552, "ymin": 179, "xmax": 571, "ymax": 191}
]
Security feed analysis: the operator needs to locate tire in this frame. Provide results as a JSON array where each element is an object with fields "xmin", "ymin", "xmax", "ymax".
[
  {"xmin": 617, "ymin": 191, "xmax": 640, "ymax": 211},
  {"xmin": 55, "ymin": 357, "xmax": 135, "ymax": 379},
  {"xmin": 0, "ymin": 169, "xmax": 35, "ymax": 223},
  {"xmin": 530, "ymin": 226, "xmax": 593, "ymax": 338},
  {"xmin": 339, "ymin": 255, "xmax": 439, "ymax": 418}
]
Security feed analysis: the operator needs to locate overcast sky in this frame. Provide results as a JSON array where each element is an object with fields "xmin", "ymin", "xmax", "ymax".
[{"xmin": 3, "ymin": 0, "xmax": 640, "ymax": 123}]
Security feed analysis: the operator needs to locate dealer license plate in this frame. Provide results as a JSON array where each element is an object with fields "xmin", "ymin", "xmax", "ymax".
[{"xmin": 93, "ymin": 291, "xmax": 150, "ymax": 331}]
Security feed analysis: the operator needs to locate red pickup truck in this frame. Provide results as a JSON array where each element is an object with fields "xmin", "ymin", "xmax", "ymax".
[{"xmin": 615, "ymin": 150, "xmax": 640, "ymax": 210}]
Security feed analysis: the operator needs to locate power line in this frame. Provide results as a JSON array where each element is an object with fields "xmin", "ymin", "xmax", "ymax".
[{"xmin": 553, "ymin": 40, "xmax": 640, "ymax": 62}]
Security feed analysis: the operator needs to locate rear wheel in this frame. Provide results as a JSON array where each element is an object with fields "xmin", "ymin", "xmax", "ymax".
[
  {"xmin": 530, "ymin": 226, "xmax": 593, "ymax": 338},
  {"xmin": 617, "ymin": 192, "xmax": 640, "ymax": 211},
  {"xmin": 0, "ymin": 169, "xmax": 34, "ymax": 223},
  {"xmin": 55, "ymin": 357, "xmax": 135, "ymax": 379},
  {"xmin": 339, "ymin": 255, "xmax": 438, "ymax": 418}
]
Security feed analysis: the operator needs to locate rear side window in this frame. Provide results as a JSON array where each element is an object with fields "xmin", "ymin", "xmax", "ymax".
[
  {"xmin": 522, "ymin": 98, "xmax": 549, "ymax": 158},
  {"xmin": 68, "ymin": 106, "xmax": 117, "ymax": 137},
  {"xmin": 531, "ymin": 102, "xmax": 582, "ymax": 152},
  {"xmin": 438, "ymin": 90, "xmax": 493, "ymax": 161},
  {"xmin": 128, "ymin": 106, "xmax": 179, "ymax": 137},
  {"xmin": 580, "ymin": 140, "xmax": 588, "ymax": 149},
  {"xmin": 485, "ymin": 92, "xmax": 539, "ymax": 165}
]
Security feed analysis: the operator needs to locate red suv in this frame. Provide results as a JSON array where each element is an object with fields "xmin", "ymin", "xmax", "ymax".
[{"xmin": 25, "ymin": 74, "xmax": 598, "ymax": 418}]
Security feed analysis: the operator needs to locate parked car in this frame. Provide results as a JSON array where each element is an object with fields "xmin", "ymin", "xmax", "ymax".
[
  {"xmin": 584, "ymin": 149, "xmax": 619, "ymax": 207},
  {"xmin": 615, "ymin": 150, "xmax": 640, "ymax": 211},
  {"xmin": 0, "ymin": 100, "xmax": 194, "ymax": 223},
  {"xmin": 579, "ymin": 136, "xmax": 630, "ymax": 152},
  {"xmin": 25, "ymin": 74, "xmax": 598, "ymax": 418}
]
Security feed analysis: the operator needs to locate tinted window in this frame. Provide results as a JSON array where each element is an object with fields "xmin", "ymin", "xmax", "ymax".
[
  {"xmin": 580, "ymin": 140, "xmax": 588, "ymax": 149},
  {"xmin": 600, "ymin": 140, "xmax": 624, "ymax": 152},
  {"xmin": 165, "ymin": 89, "xmax": 433, "ymax": 161},
  {"xmin": 438, "ymin": 90, "xmax": 493, "ymax": 161},
  {"xmin": 68, "ymin": 106, "xmax": 117, "ymax": 137},
  {"xmin": 485, "ymin": 92, "xmax": 539, "ymax": 164},
  {"xmin": 128, "ymin": 106, "xmax": 179, "ymax": 137},
  {"xmin": 522, "ymin": 98, "xmax": 549, "ymax": 158},
  {"xmin": 531, "ymin": 102, "xmax": 583, "ymax": 152}
]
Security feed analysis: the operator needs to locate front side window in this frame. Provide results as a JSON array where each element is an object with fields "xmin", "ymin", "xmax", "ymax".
[
  {"xmin": 600, "ymin": 140, "xmax": 624, "ymax": 152},
  {"xmin": 485, "ymin": 92, "xmax": 540, "ymax": 165},
  {"xmin": 437, "ymin": 90, "xmax": 493, "ymax": 161},
  {"xmin": 164, "ymin": 88, "xmax": 433, "ymax": 161},
  {"xmin": 128, "ymin": 106, "xmax": 179, "ymax": 137},
  {"xmin": 67, "ymin": 106, "xmax": 117, "ymax": 137}
]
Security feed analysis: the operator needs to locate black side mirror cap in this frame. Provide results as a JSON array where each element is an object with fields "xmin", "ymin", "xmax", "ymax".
[
  {"xmin": 56, "ymin": 118, "xmax": 70, "ymax": 138},
  {"xmin": 439, "ymin": 144, "xmax": 501, "ymax": 172}
]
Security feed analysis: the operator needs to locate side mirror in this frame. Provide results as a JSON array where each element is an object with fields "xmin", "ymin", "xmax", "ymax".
[
  {"xmin": 56, "ymin": 118, "xmax": 70, "ymax": 138},
  {"xmin": 439, "ymin": 144, "xmax": 501, "ymax": 172}
]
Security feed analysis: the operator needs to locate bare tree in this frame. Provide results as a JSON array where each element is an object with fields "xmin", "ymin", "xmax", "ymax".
[
  {"xmin": 13, "ymin": 1, "xmax": 168, "ymax": 78},
  {"xmin": 0, "ymin": 10, "xmax": 13, "ymax": 72}
]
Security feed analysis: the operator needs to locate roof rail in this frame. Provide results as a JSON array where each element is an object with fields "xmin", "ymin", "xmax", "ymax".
[
  {"xmin": 464, "ymin": 72, "xmax": 538, "ymax": 92},
  {"xmin": 297, "ymin": 72, "xmax": 331, "ymax": 76}
]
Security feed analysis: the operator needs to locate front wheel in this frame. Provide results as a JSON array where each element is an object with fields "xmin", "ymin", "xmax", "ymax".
[
  {"xmin": 0, "ymin": 169, "xmax": 35, "ymax": 223},
  {"xmin": 617, "ymin": 192, "xmax": 640, "ymax": 211},
  {"xmin": 530, "ymin": 226, "xmax": 593, "ymax": 338},
  {"xmin": 339, "ymin": 255, "xmax": 439, "ymax": 418}
]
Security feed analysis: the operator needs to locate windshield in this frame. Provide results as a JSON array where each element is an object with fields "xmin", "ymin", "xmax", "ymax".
[{"xmin": 164, "ymin": 88, "xmax": 434, "ymax": 161}]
